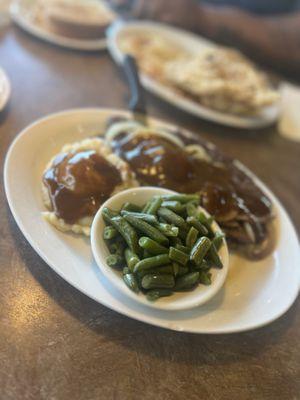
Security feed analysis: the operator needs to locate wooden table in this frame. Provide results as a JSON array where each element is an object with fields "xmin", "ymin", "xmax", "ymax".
[{"xmin": 1, "ymin": 25, "xmax": 300, "ymax": 400}]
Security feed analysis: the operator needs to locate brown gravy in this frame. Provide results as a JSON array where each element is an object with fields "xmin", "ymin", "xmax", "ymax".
[
  {"xmin": 111, "ymin": 132, "xmax": 272, "ymax": 227},
  {"xmin": 43, "ymin": 150, "xmax": 121, "ymax": 223}
]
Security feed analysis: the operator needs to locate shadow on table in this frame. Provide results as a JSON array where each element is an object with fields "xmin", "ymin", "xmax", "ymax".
[{"xmin": 9, "ymin": 208, "xmax": 299, "ymax": 368}]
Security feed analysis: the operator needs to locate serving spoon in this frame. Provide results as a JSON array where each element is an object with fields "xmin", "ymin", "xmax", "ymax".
[{"xmin": 122, "ymin": 54, "xmax": 148, "ymax": 125}]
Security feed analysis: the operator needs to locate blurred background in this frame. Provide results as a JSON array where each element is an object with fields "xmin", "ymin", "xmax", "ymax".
[{"xmin": 1, "ymin": 2, "xmax": 300, "ymax": 400}]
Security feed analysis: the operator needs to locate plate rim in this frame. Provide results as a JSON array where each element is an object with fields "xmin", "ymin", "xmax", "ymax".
[
  {"xmin": 10, "ymin": 0, "xmax": 111, "ymax": 51},
  {"xmin": 4, "ymin": 107, "xmax": 300, "ymax": 334},
  {"xmin": 0, "ymin": 67, "xmax": 11, "ymax": 111},
  {"xmin": 106, "ymin": 19, "xmax": 280, "ymax": 129}
]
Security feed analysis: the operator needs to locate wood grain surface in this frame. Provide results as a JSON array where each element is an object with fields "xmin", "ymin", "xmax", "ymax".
[{"xmin": 0, "ymin": 25, "xmax": 300, "ymax": 400}]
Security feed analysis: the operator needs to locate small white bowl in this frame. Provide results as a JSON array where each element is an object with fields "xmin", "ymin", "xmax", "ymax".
[{"xmin": 91, "ymin": 187, "xmax": 229, "ymax": 311}]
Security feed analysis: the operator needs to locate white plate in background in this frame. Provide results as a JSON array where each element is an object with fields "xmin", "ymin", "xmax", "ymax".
[
  {"xmin": 4, "ymin": 108, "xmax": 300, "ymax": 333},
  {"xmin": 107, "ymin": 20, "xmax": 280, "ymax": 129},
  {"xmin": 0, "ymin": 67, "xmax": 10, "ymax": 111},
  {"xmin": 10, "ymin": 0, "xmax": 115, "ymax": 51}
]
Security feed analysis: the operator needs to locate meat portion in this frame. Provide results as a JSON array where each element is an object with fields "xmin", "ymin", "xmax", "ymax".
[
  {"xmin": 105, "ymin": 117, "xmax": 274, "ymax": 259},
  {"xmin": 43, "ymin": 150, "xmax": 122, "ymax": 224}
]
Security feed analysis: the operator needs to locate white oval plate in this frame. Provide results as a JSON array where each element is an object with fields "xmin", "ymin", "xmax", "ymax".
[
  {"xmin": 0, "ymin": 67, "xmax": 10, "ymax": 111},
  {"xmin": 10, "ymin": 0, "xmax": 114, "ymax": 51},
  {"xmin": 107, "ymin": 20, "xmax": 280, "ymax": 129},
  {"xmin": 91, "ymin": 187, "xmax": 229, "ymax": 311},
  {"xmin": 4, "ymin": 108, "xmax": 300, "ymax": 333}
]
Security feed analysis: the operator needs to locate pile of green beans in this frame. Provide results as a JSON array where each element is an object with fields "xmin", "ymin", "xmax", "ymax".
[{"xmin": 102, "ymin": 194, "xmax": 225, "ymax": 302}]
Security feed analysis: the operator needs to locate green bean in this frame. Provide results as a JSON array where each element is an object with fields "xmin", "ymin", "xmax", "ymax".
[
  {"xmin": 121, "ymin": 202, "xmax": 142, "ymax": 213},
  {"xmin": 102, "ymin": 207, "xmax": 138, "ymax": 249},
  {"xmin": 142, "ymin": 199, "xmax": 152, "ymax": 213},
  {"xmin": 143, "ymin": 249, "xmax": 152, "ymax": 259},
  {"xmin": 175, "ymin": 272, "xmax": 200, "ymax": 290},
  {"xmin": 186, "ymin": 226, "xmax": 198, "ymax": 248},
  {"xmin": 171, "ymin": 262, "xmax": 190, "ymax": 277},
  {"xmin": 198, "ymin": 212, "xmax": 215, "ymax": 237},
  {"xmin": 193, "ymin": 259, "xmax": 210, "ymax": 271},
  {"xmin": 102, "ymin": 195, "xmax": 221, "ymax": 301},
  {"xmin": 161, "ymin": 194, "xmax": 200, "ymax": 203},
  {"xmin": 106, "ymin": 254, "xmax": 124, "ymax": 269},
  {"xmin": 178, "ymin": 226, "xmax": 189, "ymax": 241},
  {"xmin": 133, "ymin": 254, "xmax": 170, "ymax": 273},
  {"xmin": 146, "ymin": 289, "xmax": 173, "ymax": 301},
  {"xmin": 123, "ymin": 214, "xmax": 169, "ymax": 246},
  {"xmin": 108, "ymin": 240, "xmax": 125, "ymax": 255},
  {"xmin": 172, "ymin": 262, "xmax": 179, "ymax": 277},
  {"xmin": 208, "ymin": 243, "xmax": 223, "ymax": 269},
  {"xmin": 198, "ymin": 212, "xmax": 213, "ymax": 227},
  {"xmin": 155, "ymin": 223, "xmax": 179, "ymax": 237},
  {"xmin": 141, "ymin": 274, "xmax": 175, "ymax": 289},
  {"xmin": 120, "ymin": 210, "xmax": 158, "ymax": 224},
  {"xmin": 110, "ymin": 216, "xmax": 140, "ymax": 254},
  {"xmin": 169, "ymin": 247, "xmax": 189, "ymax": 266},
  {"xmin": 161, "ymin": 200, "xmax": 184, "ymax": 213},
  {"xmin": 137, "ymin": 264, "xmax": 174, "ymax": 278},
  {"xmin": 123, "ymin": 266, "xmax": 130, "ymax": 275},
  {"xmin": 103, "ymin": 225, "xmax": 118, "ymax": 240},
  {"xmin": 186, "ymin": 201, "xmax": 198, "ymax": 217},
  {"xmin": 212, "ymin": 232, "xmax": 225, "ymax": 251},
  {"xmin": 172, "ymin": 262, "xmax": 189, "ymax": 277},
  {"xmin": 102, "ymin": 207, "xmax": 119, "ymax": 224},
  {"xmin": 177, "ymin": 265, "xmax": 189, "ymax": 276},
  {"xmin": 190, "ymin": 237, "xmax": 211, "ymax": 266},
  {"xmin": 169, "ymin": 236, "xmax": 183, "ymax": 246},
  {"xmin": 124, "ymin": 248, "xmax": 140, "ymax": 272},
  {"xmin": 157, "ymin": 207, "xmax": 188, "ymax": 229},
  {"xmin": 146, "ymin": 196, "xmax": 163, "ymax": 215},
  {"xmin": 123, "ymin": 273, "xmax": 139, "ymax": 292},
  {"xmin": 186, "ymin": 216, "xmax": 208, "ymax": 236},
  {"xmin": 199, "ymin": 271, "xmax": 212, "ymax": 285},
  {"xmin": 175, "ymin": 244, "xmax": 190, "ymax": 254},
  {"xmin": 158, "ymin": 216, "xmax": 168, "ymax": 224},
  {"xmin": 200, "ymin": 259, "xmax": 210, "ymax": 270},
  {"xmin": 139, "ymin": 237, "xmax": 169, "ymax": 255}
]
